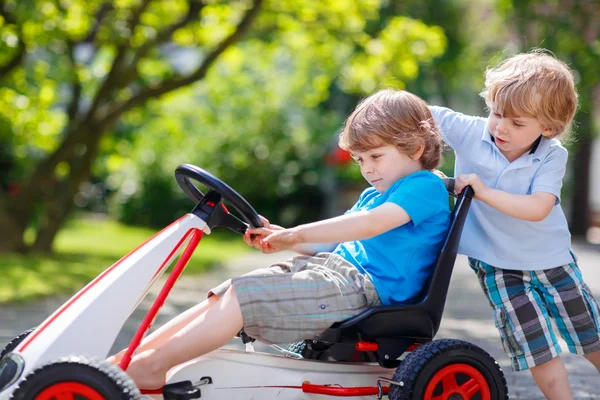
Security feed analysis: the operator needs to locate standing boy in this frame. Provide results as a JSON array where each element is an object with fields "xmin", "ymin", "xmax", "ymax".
[{"xmin": 432, "ymin": 50, "xmax": 600, "ymax": 399}]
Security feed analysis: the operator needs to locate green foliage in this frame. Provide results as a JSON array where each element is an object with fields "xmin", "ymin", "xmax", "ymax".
[
  {"xmin": 117, "ymin": 161, "xmax": 190, "ymax": 227},
  {"xmin": 0, "ymin": 214, "xmax": 249, "ymax": 303},
  {"xmin": 1, "ymin": 0, "xmax": 450, "ymax": 236},
  {"xmin": 340, "ymin": 16, "xmax": 446, "ymax": 94},
  {"xmin": 96, "ymin": 2, "xmax": 448, "ymax": 226}
]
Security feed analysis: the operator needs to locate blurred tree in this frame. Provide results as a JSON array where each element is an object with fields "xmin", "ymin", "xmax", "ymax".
[
  {"xmin": 0, "ymin": 0, "xmax": 264, "ymax": 253},
  {"xmin": 374, "ymin": 0, "xmax": 468, "ymax": 106},
  {"xmin": 498, "ymin": 0, "xmax": 600, "ymax": 236},
  {"xmin": 0, "ymin": 0, "xmax": 446, "ymax": 253},
  {"xmin": 113, "ymin": 3, "xmax": 447, "ymax": 228}
]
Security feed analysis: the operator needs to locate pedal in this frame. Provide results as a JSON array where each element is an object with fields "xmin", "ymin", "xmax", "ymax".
[
  {"xmin": 237, "ymin": 328, "xmax": 256, "ymax": 344},
  {"xmin": 162, "ymin": 381, "xmax": 201, "ymax": 399}
]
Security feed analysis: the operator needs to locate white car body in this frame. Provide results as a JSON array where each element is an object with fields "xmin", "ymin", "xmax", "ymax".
[{"xmin": 0, "ymin": 212, "xmax": 393, "ymax": 399}]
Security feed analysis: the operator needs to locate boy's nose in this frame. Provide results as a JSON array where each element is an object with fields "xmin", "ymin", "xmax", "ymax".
[
  {"xmin": 496, "ymin": 118, "xmax": 509, "ymax": 132},
  {"xmin": 362, "ymin": 164, "xmax": 374, "ymax": 174}
]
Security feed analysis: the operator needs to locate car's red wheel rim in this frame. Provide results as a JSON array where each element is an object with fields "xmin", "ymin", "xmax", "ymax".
[
  {"xmin": 35, "ymin": 382, "xmax": 105, "ymax": 400},
  {"xmin": 424, "ymin": 363, "xmax": 491, "ymax": 400}
]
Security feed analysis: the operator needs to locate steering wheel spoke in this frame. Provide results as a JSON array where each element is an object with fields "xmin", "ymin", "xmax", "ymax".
[
  {"xmin": 191, "ymin": 190, "xmax": 224, "ymax": 225},
  {"xmin": 175, "ymin": 164, "xmax": 262, "ymax": 233},
  {"xmin": 220, "ymin": 212, "xmax": 250, "ymax": 235}
]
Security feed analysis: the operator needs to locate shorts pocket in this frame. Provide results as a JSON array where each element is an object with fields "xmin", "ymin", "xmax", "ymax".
[
  {"xmin": 467, "ymin": 257, "xmax": 479, "ymax": 273},
  {"xmin": 493, "ymin": 308, "xmax": 524, "ymax": 357},
  {"xmin": 468, "ymin": 258, "xmax": 489, "ymax": 282},
  {"xmin": 581, "ymin": 284, "xmax": 600, "ymax": 332}
]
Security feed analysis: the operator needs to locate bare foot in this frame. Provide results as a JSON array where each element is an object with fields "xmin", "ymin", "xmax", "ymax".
[
  {"xmin": 107, "ymin": 348, "xmax": 128, "ymax": 365},
  {"xmin": 124, "ymin": 349, "xmax": 168, "ymax": 390}
]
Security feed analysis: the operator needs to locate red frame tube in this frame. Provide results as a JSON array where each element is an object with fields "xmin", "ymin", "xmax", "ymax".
[
  {"xmin": 355, "ymin": 342, "xmax": 378, "ymax": 352},
  {"xmin": 302, "ymin": 383, "xmax": 389, "ymax": 396},
  {"xmin": 140, "ymin": 384, "xmax": 392, "ymax": 397},
  {"xmin": 120, "ymin": 228, "xmax": 203, "ymax": 370},
  {"xmin": 17, "ymin": 217, "xmax": 188, "ymax": 353}
]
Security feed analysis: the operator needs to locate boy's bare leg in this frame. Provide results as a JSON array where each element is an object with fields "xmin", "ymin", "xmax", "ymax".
[
  {"xmin": 124, "ymin": 285, "xmax": 243, "ymax": 389},
  {"xmin": 529, "ymin": 357, "xmax": 573, "ymax": 400},
  {"xmin": 584, "ymin": 349, "xmax": 600, "ymax": 373},
  {"xmin": 108, "ymin": 296, "xmax": 219, "ymax": 364}
]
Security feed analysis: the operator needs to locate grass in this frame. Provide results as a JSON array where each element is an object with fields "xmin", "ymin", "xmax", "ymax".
[{"xmin": 0, "ymin": 216, "xmax": 249, "ymax": 304}]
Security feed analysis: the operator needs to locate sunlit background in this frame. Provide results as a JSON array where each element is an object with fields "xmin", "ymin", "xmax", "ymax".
[{"xmin": 0, "ymin": 0, "xmax": 599, "ymax": 303}]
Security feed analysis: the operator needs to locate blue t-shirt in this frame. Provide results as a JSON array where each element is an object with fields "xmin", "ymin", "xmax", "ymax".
[{"xmin": 333, "ymin": 171, "xmax": 450, "ymax": 305}]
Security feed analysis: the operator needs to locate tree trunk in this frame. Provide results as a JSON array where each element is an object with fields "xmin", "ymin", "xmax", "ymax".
[
  {"xmin": 30, "ymin": 129, "xmax": 103, "ymax": 253},
  {"xmin": 0, "ymin": 123, "xmax": 102, "ymax": 254},
  {"xmin": 569, "ymin": 109, "xmax": 592, "ymax": 236},
  {"xmin": 2, "ymin": 124, "xmax": 87, "ymax": 250},
  {"xmin": 0, "ymin": 0, "xmax": 264, "ymax": 254},
  {"xmin": 0, "ymin": 200, "xmax": 28, "ymax": 253}
]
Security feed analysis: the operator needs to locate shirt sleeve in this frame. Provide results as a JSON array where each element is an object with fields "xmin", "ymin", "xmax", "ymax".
[
  {"xmin": 345, "ymin": 187, "xmax": 373, "ymax": 213},
  {"xmin": 387, "ymin": 175, "xmax": 446, "ymax": 227},
  {"xmin": 429, "ymin": 106, "xmax": 486, "ymax": 152},
  {"xmin": 531, "ymin": 146, "xmax": 568, "ymax": 205}
]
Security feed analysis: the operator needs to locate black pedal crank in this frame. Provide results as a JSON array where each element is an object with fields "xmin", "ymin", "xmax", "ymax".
[{"xmin": 162, "ymin": 380, "xmax": 202, "ymax": 399}]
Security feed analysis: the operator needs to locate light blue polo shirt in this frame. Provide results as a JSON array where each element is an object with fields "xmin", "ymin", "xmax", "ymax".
[
  {"xmin": 333, "ymin": 171, "xmax": 450, "ymax": 305},
  {"xmin": 430, "ymin": 106, "xmax": 573, "ymax": 270}
]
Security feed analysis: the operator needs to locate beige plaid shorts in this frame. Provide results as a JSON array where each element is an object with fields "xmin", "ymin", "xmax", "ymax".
[{"xmin": 208, "ymin": 252, "xmax": 381, "ymax": 344}]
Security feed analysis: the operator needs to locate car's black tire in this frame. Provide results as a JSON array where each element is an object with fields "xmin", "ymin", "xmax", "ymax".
[
  {"xmin": 0, "ymin": 328, "xmax": 35, "ymax": 361},
  {"xmin": 11, "ymin": 355, "xmax": 141, "ymax": 399},
  {"xmin": 388, "ymin": 339, "xmax": 508, "ymax": 400}
]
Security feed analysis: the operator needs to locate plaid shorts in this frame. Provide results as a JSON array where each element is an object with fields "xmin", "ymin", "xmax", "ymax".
[
  {"xmin": 469, "ymin": 255, "xmax": 600, "ymax": 371},
  {"xmin": 208, "ymin": 252, "xmax": 381, "ymax": 345}
]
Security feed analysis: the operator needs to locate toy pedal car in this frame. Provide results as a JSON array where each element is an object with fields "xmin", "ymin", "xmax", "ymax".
[{"xmin": 0, "ymin": 164, "xmax": 508, "ymax": 399}]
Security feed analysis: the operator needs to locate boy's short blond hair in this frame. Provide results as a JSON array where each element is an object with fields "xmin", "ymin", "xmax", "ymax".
[
  {"xmin": 480, "ymin": 49, "xmax": 578, "ymax": 139},
  {"xmin": 338, "ymin": 89, "xmax": 442, "ymax": 170}
]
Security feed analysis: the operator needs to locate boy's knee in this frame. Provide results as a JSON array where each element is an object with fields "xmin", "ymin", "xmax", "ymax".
[{"xmin": 529, "ymin": 356, "xmax": 565, "ymax": 378}]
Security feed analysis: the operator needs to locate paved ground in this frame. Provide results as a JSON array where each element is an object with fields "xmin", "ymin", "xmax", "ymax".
[{"xmin": 1, "ymin": 240, "xmax": 599, "ymax": 399}]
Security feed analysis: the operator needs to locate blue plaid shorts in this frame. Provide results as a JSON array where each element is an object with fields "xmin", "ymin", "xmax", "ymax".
[{"xmin": 468, "ymin": 255, "xmax": 600, "ymax": 371}]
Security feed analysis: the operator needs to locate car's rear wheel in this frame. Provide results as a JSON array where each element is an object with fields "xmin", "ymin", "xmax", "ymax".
[{"xmin": 388, "ymin": 339, "xmax": 508, "ymax": 400}]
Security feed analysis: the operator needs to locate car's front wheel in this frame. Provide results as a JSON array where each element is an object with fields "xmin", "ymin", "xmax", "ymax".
[
  {"xmin": 0, "ymin": 328, "xmax": 35, "ymax": 361},
  {"xmin": 11, "ymin": 355, "xmax": 141, "ymax": 400}
]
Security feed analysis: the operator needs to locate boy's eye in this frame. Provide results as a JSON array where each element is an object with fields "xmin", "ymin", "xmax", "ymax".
[
  {"xmin": 512, "ymin": 121, "xmax": 523, "ymax": 127},
  {"xmin": 371, "ymin": 154, "xmax": 381, "ymax": 160},
  {"xmin": 493, "ymin": 112, "xmax": 502, "ymax": 117}
]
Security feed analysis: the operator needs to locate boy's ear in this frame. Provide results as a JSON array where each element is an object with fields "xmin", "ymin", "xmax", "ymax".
[
  {"xmin": 541, "ymin": 127, "xmax": 553, "ymax": 138},
  {"xmin": 410, "ymin": 144, "xmax": 425, "ymax": 160}
]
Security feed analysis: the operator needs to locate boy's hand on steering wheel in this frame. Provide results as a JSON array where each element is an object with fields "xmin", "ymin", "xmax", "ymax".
[
  {"xmin": 244, "ymin": 215, "xmax": 284, "ymax": 253},
  {"xmin": 260, "ymin": 228, "xmax": 301, "ymax": 251}
]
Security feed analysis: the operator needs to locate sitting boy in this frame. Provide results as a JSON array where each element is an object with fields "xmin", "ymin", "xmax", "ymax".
[{"xmin": 110, "ymin": 89, "xmax": 451, "ymax": 390}]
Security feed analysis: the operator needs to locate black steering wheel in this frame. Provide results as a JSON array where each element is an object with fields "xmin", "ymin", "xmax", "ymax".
[{"xmin": 175, "ymin": 164, "xmax": 263, "ymax": 234}]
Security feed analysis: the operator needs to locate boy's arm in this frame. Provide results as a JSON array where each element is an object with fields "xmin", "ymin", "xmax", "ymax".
[
  {"xmin": 455, "ymin": 173, "xmax": 556, "ymax": 222},
  {"xmin": 243, "ymin": 215, "xmax": 338, "ymax": 255},
  {"xmin": 429, "ymin": 106, "xmax": 485, "ymax": 151},
  {"xmin": 290, "ymin": 242, "xmax": 339, "ymax": 256},
  {"xmin": 252, "ymin": 203, "xmax": 411, "ymax": 250}
]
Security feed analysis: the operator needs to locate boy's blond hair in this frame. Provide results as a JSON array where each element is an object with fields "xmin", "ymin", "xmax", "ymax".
[
  {"xmin": 480, "ymin": 49, "xmax": 578, "ymax": 139},
  {"xmin": 338, "ymin": 89, "xmax": 442, "ymax": 170}
]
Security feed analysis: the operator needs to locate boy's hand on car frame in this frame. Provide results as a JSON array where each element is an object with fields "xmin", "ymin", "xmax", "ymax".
[
  {"xmin": 243, "ymin": 215, "xmax": 287, "ymax": 254},
  {"xmin": 454, "ymin": 173, "xmax": 489, "ymax": 199}
]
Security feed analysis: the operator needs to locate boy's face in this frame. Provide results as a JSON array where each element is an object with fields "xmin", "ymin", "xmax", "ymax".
[
  {"xmin": 488, "ymin": 106, "xmax": 552, "ymax": 162},
  {"xmin": 352, "ymin": 145, "xmax": 422, "ymax": 193}
]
